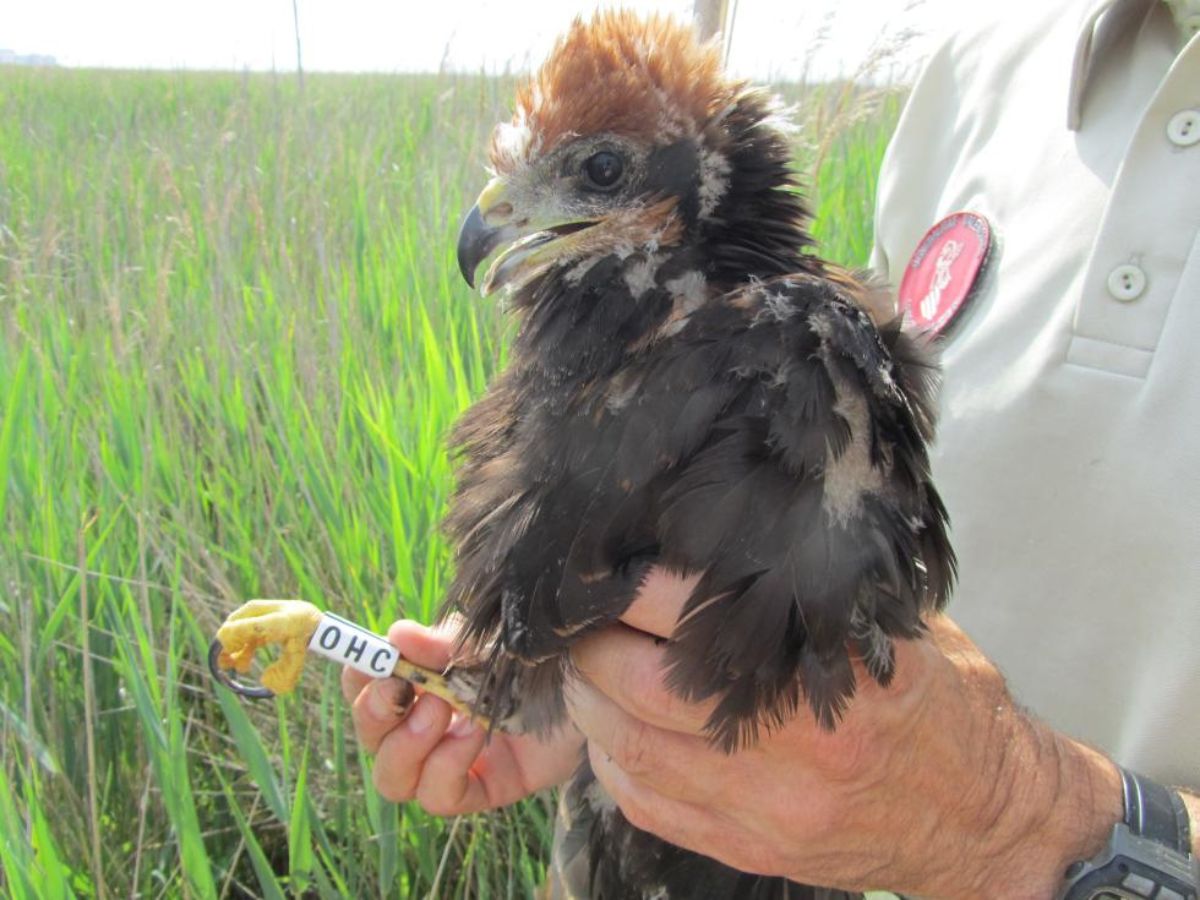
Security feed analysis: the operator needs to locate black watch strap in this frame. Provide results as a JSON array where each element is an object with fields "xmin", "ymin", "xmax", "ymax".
[{"xmin": 1122, "ymin": 767, "xmax": 1192, "ymax": 854}]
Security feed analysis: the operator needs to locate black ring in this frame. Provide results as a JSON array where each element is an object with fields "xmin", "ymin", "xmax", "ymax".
[{"xmin": 208, "ymin": 639, "xmax": 275, "ymax": 699}]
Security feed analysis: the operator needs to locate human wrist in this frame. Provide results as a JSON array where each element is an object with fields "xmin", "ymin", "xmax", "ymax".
[
  {"xmin": 1183, "ymin": 792, "xmax": 1200, "ymax": 857},
  {"xmin": 973, "ymin": 716, "xmax": 1123, "ymax": 899}
]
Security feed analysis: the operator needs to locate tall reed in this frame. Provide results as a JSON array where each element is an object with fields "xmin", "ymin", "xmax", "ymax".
[{"xmin": 0, "ymin": 66, "xmax": 900, "ymax": 897}]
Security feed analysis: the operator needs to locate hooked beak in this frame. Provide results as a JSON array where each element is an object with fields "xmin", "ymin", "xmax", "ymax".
[
  {"xmin": 457, "ymin": 176, "xmax": 518, "ymax": 289},
  {"xmin": 456, "ymin": 177, "xmax": 595, "ymax": 296},
  {"xmin": 456, "ymin": 204, "xmax": 510, "ymax": 290}
]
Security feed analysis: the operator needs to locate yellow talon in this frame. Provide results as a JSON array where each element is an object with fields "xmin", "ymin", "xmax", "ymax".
[{"xmin": 215, "ymin": 599, "xmax": 322, "ymax": 695}]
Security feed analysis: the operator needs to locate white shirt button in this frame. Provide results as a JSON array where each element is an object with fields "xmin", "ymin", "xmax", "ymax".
[
  {"xmin": 1167, "ymin": 110, "xmax": 1200, "ymax": 147},
  {"xmin": 1107, "ymin": 264, "xmax": 1147, "ymax": 301}
]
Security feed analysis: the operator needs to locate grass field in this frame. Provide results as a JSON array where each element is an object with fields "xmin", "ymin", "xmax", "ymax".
[{"xmin": 0, "ymin": 65, "xmax": 902, "ymax": 898}]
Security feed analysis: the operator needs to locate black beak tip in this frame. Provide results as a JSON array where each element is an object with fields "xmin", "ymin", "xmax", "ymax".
[{"xmin": 456, "ymin": 204, "xmax": 489, "ymax": 289}]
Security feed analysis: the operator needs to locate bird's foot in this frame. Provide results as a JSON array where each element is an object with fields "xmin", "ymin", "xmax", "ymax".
[
  {"xmin": 210, "ymin": 600, "xmax": 504, "ymax": 730},
  {"xmin": 213, "ymin": 599, "xmax": 323, "ymax": 695}
]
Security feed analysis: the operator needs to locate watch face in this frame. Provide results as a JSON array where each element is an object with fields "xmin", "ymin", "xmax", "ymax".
[
  {"xmin": 1064, "ymin": 824, "xmax": 1200, "ymax": 900},
  {"xmin": 1080, "ymin": 870, "xmax": 1198, "ymax": 900}
]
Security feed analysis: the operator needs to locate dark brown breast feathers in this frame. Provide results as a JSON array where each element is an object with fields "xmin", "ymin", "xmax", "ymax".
[{"xmin": 442, "ymin": 269, "xmax": 954, "ymax": 751}]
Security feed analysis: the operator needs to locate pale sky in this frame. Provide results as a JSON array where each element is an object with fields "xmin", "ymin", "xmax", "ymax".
[{"xmin": 1, "ymin": 0, "xmax": 964, "ymax": 82}]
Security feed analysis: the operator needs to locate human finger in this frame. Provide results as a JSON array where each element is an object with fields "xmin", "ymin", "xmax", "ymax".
[
  {"xmin": 620, "ymin": 566, "xmax": 702, "ymax": 638},
  {"xmin": 586, "ymin": 739, "xmax": 724, "ymax": 854},
  {"xmin": 341, "ymin": 663, "xmax": 373, "ymax": 704},
  {"xmin": 412, "ymin": 716, "xmax": 492, "ymax": 815},
  {"xmin": 387, "ymin": 619, "xmax": 458, "ymax": 670},
  {"xmin": 567, "ymin": 677, "xmax": 721, "ymax": 804},
  {"xmin": 351, "ymin": 676, "xmax": 417, "ymax": 754},
  {"xmin": 343, "ymin": 618, "xmax": 454, "ymax": 708},
  {"xmin": 371, "ymin": 693, "xmax": 455, "ymax": 802},
  {"xmin": 571, "ymin": 623, "xmax": 716, "ymax": 734}
]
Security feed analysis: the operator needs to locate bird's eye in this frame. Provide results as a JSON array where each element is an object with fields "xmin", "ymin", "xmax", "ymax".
[{"xmin": 582, "ymin": 151, "xmax": 624, "ymax": 190}]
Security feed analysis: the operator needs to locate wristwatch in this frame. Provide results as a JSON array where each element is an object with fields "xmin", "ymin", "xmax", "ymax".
[{"xmin": 1060, "ymin": 767, "xmax": 1199, "ymax": 900}]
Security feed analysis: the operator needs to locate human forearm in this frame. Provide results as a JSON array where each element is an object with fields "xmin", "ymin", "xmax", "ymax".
[{"xmin": 852, "ymin": 619, "xmax": 1125, "ymax": 898}]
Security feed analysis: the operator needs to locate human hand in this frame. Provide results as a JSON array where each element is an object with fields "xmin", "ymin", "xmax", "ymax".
[
  {"xmin": 343, "ymin": 618, "xmax": 583, "ymax": 815},
  {"xmin": 566, "ymin": 569, "xmax": 1125, "ymax": 898}
]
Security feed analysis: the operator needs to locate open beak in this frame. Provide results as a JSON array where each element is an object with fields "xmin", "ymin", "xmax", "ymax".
[{"xmin": 456, "ymin": 177, "xmax": 595, "ymax": 296}]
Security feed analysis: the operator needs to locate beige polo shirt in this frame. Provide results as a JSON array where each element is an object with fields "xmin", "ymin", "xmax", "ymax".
[{"xmin": 872, "ymin": 0, "xmax": 1199, "ymax": 787}]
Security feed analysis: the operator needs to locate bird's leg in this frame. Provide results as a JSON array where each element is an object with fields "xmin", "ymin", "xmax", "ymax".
[
  {"xmin": 209, "ymin": 600, "xmax": 500, "ymax": 729},
  {"xmin": 439, "ymin": 657, "xmax": 527, "ymax": 733}
]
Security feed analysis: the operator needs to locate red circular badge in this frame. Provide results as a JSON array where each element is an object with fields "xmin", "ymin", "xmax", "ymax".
[{"xmin": 897, "ymin": 212, "xmax": 992, "ymax": 335}]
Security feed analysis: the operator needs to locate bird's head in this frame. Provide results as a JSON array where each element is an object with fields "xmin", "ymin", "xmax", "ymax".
[{"xmin": 457, "ymin": 12, "xmax": 813, "ymax": 300}]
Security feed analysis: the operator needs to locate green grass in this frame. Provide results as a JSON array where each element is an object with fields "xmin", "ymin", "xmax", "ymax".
[{"xmin": 0, "ymin": 65, "xmax": 901, "ymax": 898}]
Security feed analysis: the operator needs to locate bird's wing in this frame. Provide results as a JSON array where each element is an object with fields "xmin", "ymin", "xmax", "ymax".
[
  {"xmin": 647, "ymin": 274, "xmax": 954, "ymax": 751},
  {"xmin": 446, "ymin": 274, "xmax": 953, "ymax": 748}
]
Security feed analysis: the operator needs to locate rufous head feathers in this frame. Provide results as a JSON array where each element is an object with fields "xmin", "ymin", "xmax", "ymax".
[{"xmin": 490, "ymin": 12, "xmax": 739, "ymax": 172}]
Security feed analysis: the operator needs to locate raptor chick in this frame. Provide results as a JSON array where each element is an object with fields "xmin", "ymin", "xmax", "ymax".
[{"xmin": 448, "ymin": 13, "xmax": 955, "ymax": 899}]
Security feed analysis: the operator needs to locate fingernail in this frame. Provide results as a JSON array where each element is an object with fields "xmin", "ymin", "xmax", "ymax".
[
  {"xmin": 368, "ymin": 679, "xmax": 402, "ymax": 720},
  {"xmin": 448, "ymin": 714, "xmax": 479, "ymax": 739},
  {"xmin": 393, "ymin": 680, "xmax": 415, "ymax": 717},
  {"xmin": 406, "ymin": 697, "xmax": 441, "ymax": 734}
]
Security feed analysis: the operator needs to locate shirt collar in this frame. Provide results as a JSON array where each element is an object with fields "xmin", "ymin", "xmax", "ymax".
[{"xmin": 1067, "ymin": 0, "xmax": 1160, "ymax": 129}]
